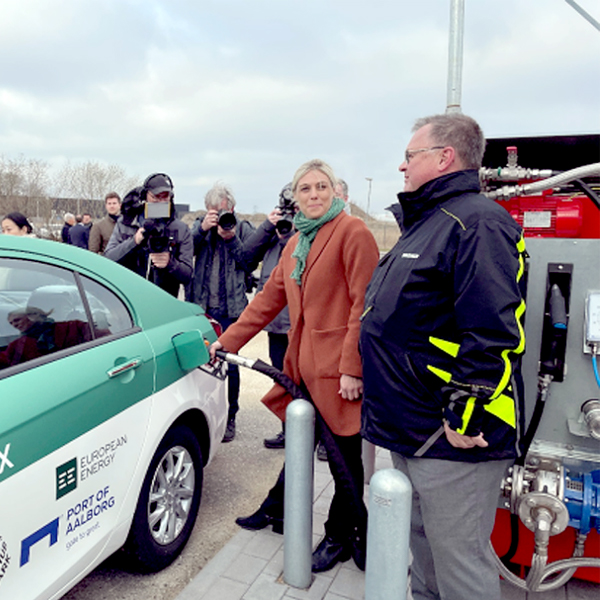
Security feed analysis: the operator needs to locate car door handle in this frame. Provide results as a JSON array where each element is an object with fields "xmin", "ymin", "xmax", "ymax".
[{"xmin": 107, "ymin": 357, "xmax": 142, "ymax": 378}]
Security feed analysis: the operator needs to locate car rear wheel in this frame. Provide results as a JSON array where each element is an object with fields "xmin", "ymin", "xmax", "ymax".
[{"xmin": 123, "ymin": 424, "xmax": 203, "ymax": 572}]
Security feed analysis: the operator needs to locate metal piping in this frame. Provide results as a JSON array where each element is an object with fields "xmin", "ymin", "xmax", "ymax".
[{"xmin": 446, "ymin": 0, "xmax": 465, "ymax": 114}]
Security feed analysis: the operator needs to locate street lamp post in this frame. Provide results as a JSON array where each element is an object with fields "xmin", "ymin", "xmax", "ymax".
[{"xmin": 365, "ymin": 178, "xmax": 373, "ymax": 217}]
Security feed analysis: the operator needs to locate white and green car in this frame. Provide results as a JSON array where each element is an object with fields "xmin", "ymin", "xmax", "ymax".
[{"xmin": 0, "ymin": 235, "xmax": 227, "ymax": 600}]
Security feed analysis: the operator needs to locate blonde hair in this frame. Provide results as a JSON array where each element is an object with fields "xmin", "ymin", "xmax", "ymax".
[{"xmin": 291, "ymin": 159, "xmax": 336, "ymax": 193}]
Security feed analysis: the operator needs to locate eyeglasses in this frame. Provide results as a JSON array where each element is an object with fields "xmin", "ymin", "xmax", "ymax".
[{"xmin": 404, "ymin": 146, "xmax": 445, "ymax": 164}]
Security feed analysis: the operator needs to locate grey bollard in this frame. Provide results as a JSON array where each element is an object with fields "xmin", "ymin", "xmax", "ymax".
[
  {"xmin": 362, "ymin": 439, "xmax": 376, "ymax": 484},
  {"xmin": 283, "ymin": 399, "xmax": 315, "ymax": 589},
  {"xmin": 365, "ymin": 468, "xmax": 412, "ymax": 600}
]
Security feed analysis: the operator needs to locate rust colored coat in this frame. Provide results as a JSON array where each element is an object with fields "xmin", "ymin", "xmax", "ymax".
[{"xmin": 218, "ymin": 211, "xmax": 379, "ymax": 436}]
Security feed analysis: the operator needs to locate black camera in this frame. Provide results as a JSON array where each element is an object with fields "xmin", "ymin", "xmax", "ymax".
[
  {"xmin": 121, "ymin": 186, "xmax": 145, "ymax": 225},
  {"xmin": 143, "ymin": 220, "xmax": 172, "ymax": 253},
  {"xmin": 275, "ymin": 183, "xmax": 295, "ymax": 235},
  {"xmin": 218, "ymin": 209, "xmax": 237, "ymax": 231}
]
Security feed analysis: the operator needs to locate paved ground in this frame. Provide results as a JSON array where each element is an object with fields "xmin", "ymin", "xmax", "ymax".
[{"xmin": 173, "ymin": 450, "xmax": 599, "ymax": 600}]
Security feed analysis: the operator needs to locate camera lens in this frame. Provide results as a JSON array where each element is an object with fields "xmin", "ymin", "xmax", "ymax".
[
  {"xmin": 218, "ymin": 210, "xmax": 237, "ymax": 231},
  {"xmin": 276, "ymin": 217, "xmax": 293, "ymax": 235}
]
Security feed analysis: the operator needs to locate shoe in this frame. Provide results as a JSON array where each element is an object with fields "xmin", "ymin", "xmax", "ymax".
[
  {"xmin": 235, "ymin": 508, "xmax": 284, "ymax": 534},
  {"xmin": 264, "ymin": 431, "xmax": 285, "ymax": 449},
  {"xmin": 222, "ymin": 419, "xmax": 236, "ymax": 443},
  {"xmin": 350, "ymin": 533, "xmax": 366, "ymax": 571},
  {"xmin": 316, "ymin": 442, "xmax": 328, "ymax": 461},
  {"xmin": 311, "ymin": 535, "xmax": 351, "ymax": 572}
]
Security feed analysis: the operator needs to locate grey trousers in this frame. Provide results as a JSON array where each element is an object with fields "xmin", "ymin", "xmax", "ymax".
[{"xmin": 391, "ymin": 453, "xmax": 510, "ymax": 600}]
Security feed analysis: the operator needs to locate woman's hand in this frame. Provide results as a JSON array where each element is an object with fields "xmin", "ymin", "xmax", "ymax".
[
  {"xmin": 209, "ymin": 340, "xmax": 223, "ymax": 360},
  {"xmin": 339, "ymin": 374, "xmax": 363, "ymax": 401}
]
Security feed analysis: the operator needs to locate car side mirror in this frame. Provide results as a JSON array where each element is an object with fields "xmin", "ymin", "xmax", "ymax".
[{"xmin": 172, "ymin": 330, "xmax": 210, "ymax": 371}]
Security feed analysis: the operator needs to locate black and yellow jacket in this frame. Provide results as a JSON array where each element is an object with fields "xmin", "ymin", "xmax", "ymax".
[{"xmin": 360, "ymin": 170, "xmax": 526, "ymax": 462}]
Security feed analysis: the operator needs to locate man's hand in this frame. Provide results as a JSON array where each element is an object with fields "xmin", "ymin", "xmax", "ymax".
[
  {"xmin": 339, "ymin": 374, "xmax": 363, "ymax": 401},
  {"xmin": 209, "ymin": 340, "xmax": 223, "ymax": 360},
  {"xmin": 443, "ymin": 421, "xmax": 488, "ymax": 449},
  {"xmin": 134, "ymin": 228, "xmax": 145, "ymax": 245},
  {"xmin": 149, "ymin": 252, "xmax": 170, "ymax": 269},
  {"xmin": 267, "ymin": 209, "xmax": 282, "ymax": 227},
  {"xmin": 201, "ymin": 209, "xmax": 219, "ymax": 231}
]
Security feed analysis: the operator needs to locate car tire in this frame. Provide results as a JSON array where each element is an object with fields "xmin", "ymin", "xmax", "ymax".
[{"xmin": 122, "ymin": 424, "xmax": 203, "ymax": 573}]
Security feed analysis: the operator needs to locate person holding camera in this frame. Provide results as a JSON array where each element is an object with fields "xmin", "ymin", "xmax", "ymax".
[
  {"xmin": 188, "ymin": 182, "xmax": 255, "ymax": 442},
  {"xmin": 243, "ymin": 183, "xmax": 297, "ymax": 449},
  {"xmin": 104, "ymin": 173, "xmax": 193, "ymax": 297}
]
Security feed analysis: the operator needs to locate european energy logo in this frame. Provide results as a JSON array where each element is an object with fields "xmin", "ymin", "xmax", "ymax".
[{"xmin": 56, "ymin": 458, "xmax": 77, "ymax": 499}]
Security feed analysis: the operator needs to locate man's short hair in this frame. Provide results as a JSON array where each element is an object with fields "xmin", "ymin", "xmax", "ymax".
[
  {"xmin": 336, "ymin": 178, "xmax": 349, "ymax": 197},
  {"xmin": 105, "ymin": 191, "xmax": 121, "ymax": 203},
  {"xmin": 205, "ymin": 183, "xmax": 236, "ymax": 210},
  {"xmin": 291, "ymin": 159, "xmax": 337, "ymax": 193},
  {"xmin": 413, "ymin": 114, "xmax": 485, "ymax": 170}
]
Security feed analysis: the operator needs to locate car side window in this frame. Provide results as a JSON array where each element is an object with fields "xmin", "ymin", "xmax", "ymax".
[
  {"xmin": 0, "ymin": 259, "xmax": 91, "ymax": 370},
  {"xmin": 79, "ymin": 275, "xmax": 134, "ymax": 336}
]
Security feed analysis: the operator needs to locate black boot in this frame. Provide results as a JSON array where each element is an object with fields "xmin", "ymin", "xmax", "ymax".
[
  {"xmin": 222, "ymin": 418, "xmax": 236, "ymax": 443},
  {"xmin": 311, "ymin": 535, "xmax": 351, "ymax": 572},
  {"xmin": 263, "ymin": 431, "xmax": 285, "ymax": 449},
  {"xmin": 235, "ymin": 507, "xmax": 283, "ymax": 534}
]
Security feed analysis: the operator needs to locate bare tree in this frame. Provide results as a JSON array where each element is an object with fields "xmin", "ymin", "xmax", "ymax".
[{"xmin": 53, "ymin": 160, "xmax": 139, "ymax": 213}]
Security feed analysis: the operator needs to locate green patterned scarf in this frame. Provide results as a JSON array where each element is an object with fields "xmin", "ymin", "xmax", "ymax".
[{"xmin": 290, "ymin": 197, "xmax": 345, "ymax": 285}]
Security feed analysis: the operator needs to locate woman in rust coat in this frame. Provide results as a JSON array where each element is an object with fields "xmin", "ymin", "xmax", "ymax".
[{"xmin": 211, "ymin": 159, "xmax": 379, "ymax": 573}]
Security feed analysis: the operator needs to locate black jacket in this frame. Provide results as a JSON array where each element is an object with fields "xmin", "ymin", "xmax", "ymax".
[
  {"xmin": 243, "ymin": 219, "xmax": 293, "ymax": 334},
  {"xmin": 360, "ymin": 170, "xmax": 526, "ymax": 462},
  {"xmin": 188, "ymin": 217, "xmax": 255, "ymax": 318},
  {"xmin": 104, "ymin": 214, "xmax": 193, "ymax": 297}
]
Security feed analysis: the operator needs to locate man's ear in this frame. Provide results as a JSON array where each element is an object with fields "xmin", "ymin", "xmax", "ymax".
[{"xmin": 437, "ymin": 146, "xmax": 457, "ymax": 173}]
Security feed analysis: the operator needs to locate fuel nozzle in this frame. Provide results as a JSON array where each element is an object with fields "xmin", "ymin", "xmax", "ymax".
[{"xmin": 540, "ymin": 283, "xmax": 569, "ymax": 380}]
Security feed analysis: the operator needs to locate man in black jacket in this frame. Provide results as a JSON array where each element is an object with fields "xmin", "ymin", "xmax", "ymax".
[
  {"xmin": 104, "ymin": 174, "xmax": 192, "ymax": 298},
  {"xmin": 360, "ymin": 114, "xmax": 526, "ymax": 600}
]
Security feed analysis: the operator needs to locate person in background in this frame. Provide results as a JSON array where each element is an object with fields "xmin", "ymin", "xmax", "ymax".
[
  {"xmin": 104, "ymin": 174, "xmax": 193, "ymax": 297},
  {"xmin": 360, "ymin": 113, "xmax": 526, "ymax": 600},
  {"xmin": 2, "ymin": 212, "xmax": 33, "ymax": 236},
  {"xmin": 188, "ymin": 183, "xmax": 255, "ymax": 443},
  {"xmin": 89, "ymin": 192, "xmax": 121, "ymax": 254},
  {"xmin": 69, "ymin": 213, "xmax": 92, "ymax": 249},
  {"xmin": 334, "ymin": 178, "xmax": 351, "ymax": 215},
  {"xmin": 61, "ymin": 212, "xmax": 75, "ymax": 243},
  {"xmin": 243, "ymin": 182, "xmax": 296, "ymax": 450},
  {"xmin": 210, "ymin": 159, "xmax": 379, "ymax": 573}
]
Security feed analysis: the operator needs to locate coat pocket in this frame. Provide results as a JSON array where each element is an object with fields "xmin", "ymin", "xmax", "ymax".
[{"xmin": 311, "ymin": 325, "xmax": 348, "ymax": 379}]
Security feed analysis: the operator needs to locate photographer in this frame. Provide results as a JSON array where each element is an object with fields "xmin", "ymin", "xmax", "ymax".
[
  {"xmin": 188, "ymin": 182, "xmax": 255, "ymax": 442},
  {"xmin": 104, "ymin": 173, "xmax": 193, "ymax": 297},
  {"xmin": 243, "ymin": 183, "xmax": 296, "ymax": 449}
]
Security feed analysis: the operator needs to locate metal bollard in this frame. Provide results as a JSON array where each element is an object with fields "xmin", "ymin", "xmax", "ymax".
[
  {"xmin": 283, "ymin": 399, "xmax": 315, "ymax": 589},
  {"xmin": 365, "ymin": 468, "xmax": 412, "ymax": 600}
]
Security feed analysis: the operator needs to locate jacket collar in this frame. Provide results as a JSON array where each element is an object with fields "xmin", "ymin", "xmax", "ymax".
[{"xmin": 387, "ymin": 170, "xmax": 481, "ymax": 230}]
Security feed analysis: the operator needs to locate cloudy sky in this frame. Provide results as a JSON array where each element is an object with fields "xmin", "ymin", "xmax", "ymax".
[{"xmin": 1, "ymin": 0, "xmax": 599, "ymax": 215}]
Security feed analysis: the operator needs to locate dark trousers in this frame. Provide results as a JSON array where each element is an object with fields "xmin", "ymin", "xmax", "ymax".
[
  {"xmin": 211, "ymin": 314, "xmax": 240, "ymax": 421},
  {"xmin": 268, "ymin": 332, "xmax": 288, "ymax": 434},
  {"xmin": 259, "ymin": 384, "xmax": 366, "ymax": 541}
]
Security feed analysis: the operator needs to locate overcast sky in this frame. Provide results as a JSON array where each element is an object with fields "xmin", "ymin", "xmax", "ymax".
[{"xmin": 1, "ymin": 0, "xmax": 599, "ymax": 215}]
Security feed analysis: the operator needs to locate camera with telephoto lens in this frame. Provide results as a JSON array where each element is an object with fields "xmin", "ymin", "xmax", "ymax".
[
  {"xmin": 275, "ymin": 183, "xmax": 295, "ymax": 235},
  {"xmin": 217, "ymin": 209, "xmax": 237, "ymax": 231}
]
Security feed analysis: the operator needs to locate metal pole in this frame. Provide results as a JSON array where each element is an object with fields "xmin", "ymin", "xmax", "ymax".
[
  {"xmin": 446, "ymin": 0, "xmax": 465, "ymax": 114},
  {"xmin": 366, "ymin": 177, "xmax": 372, "ymax": 217},
  {"xmin": 365, "ymin": 468, "xmax": 412, "ymax": 600},
  {"xmin": 283, "ymin": 399, "xmax": 315, "ymax": 589}
]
